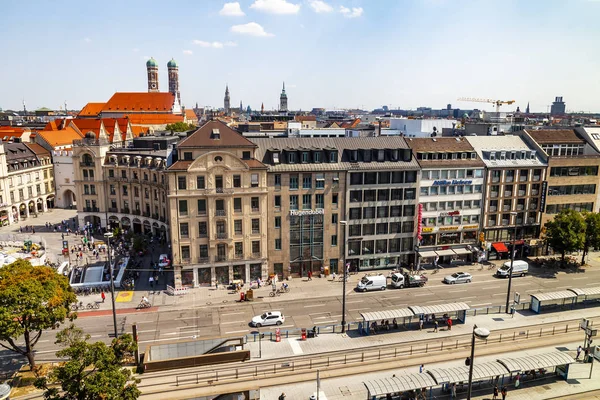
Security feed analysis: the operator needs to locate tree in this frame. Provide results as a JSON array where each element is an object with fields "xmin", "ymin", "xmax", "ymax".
[
  {"xmin": 544, "ymin": 209, "xmax": 585, "ymax": 264},
  {"xmin": 0, "ymin": 260, "xmax": 76, "ymax": 370},
  {"xmin": 35, "ymin": 325, "xmax": 140, "ymax": 400},
  {"xmin": 582, "ymin": 212, "xmax": 600, "ymax": 265},
  {"xmin": 165, "ymin": 121, "xmax": 196, "ymax": 132}
]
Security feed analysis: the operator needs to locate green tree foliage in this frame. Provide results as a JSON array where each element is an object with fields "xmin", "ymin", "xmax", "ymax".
[
  {"xmin": 165, "ymin": 122, "xmax": 196, "ymax": 132},
  {"xmin": 35, "ymin": 325, "xmax": 140, "ymax": 400},
  {"xmin": 0, "ymin": 260, "xmax": 76, "ymax": 370},
  {"xmin": 582, "ymin": 212, "xmax": 600, "ymax": 265},
  {"xmin": 132, "ymin": 236, "xmax": 145, "ymax": 252},
  {"xmin": 544, "ymin": 209, "xmax": 586, "ymax": 263}
]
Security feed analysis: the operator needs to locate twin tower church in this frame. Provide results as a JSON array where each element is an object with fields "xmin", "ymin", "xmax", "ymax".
[{"xmin": 145, "ymin": 58, "xmax": 288, "ymax": 115}]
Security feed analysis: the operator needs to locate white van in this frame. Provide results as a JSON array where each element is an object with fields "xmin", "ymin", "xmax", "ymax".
[
  {"xmin": 496, "ymin": 260, "xmax": 529, "ymax": 278},
  {"xmin": 357, "ymin": 274, "xmax": 387, "ymax": 292}
]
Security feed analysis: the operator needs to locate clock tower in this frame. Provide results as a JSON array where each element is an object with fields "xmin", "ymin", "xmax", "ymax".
[
  {"xmin": 224, "ymin": 84, "xmax": 231, "ymax": 115},
  {"xmin": 167, "ymin": 58, "xmax": 181, "ymax": 106},
  {"xmin": 279, "ymin": 82, "xmax": 288, "ymax": 113},
  {"xmin": 146, "ymin": 57, "xmax": 159, "ymax": 92}
]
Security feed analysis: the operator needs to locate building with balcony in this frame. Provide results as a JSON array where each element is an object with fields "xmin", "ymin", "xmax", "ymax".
[
  {"xmin": 167, "ymin": 121, "xmax": 269, "ymax": 288},
  {"xmin": 467, "ymin": 134, "xmax": 548, "ymax": 259},
  {"xmin": 407, "ymin": 137, "xmax": 485, "ymax": 265},
  {"xmin": 0, "ymin": 142, "xmax": 54, "ymax": 225},
  {"xmin": 524, "ymin": 129, "xmax": 600, "ymax": 226},
  {"xmin": 72, "ymin": 134, "xmax": 175, "ymax": 236}
]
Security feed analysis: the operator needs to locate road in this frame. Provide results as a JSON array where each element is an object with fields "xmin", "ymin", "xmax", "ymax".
[{"xmin": 1, "ymin": 261, "xmax": 597, "ymax": 373}]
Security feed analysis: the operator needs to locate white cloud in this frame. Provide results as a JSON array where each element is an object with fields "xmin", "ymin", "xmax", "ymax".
[
  {"xmin": 230, "ymin": 22, "xmax": 274, "ymax": 37},
  {"xmin": 219, "ymin": 2, "xmax": 245, "ymax": 16},
  {"xmin": 83, "ymin": 37, "xmax": 91, "ymax": 43},
  {"xmin": 339, "ymin": 5, "xmax": 363, "ymax": 18},
  {"xmin": 183, "ymin": 50, "xmax": 193, "ymax": 55},
  {"xmin": 308, "ymin": 0, "xmax": 333, "ymax": 13},
  {"xmin": 250, "ymin": 0, "xmax": 300, "ymax": 14},
  {"xmin": 193, "ymin": 40, "xmax": 238, "ymax": 48}
]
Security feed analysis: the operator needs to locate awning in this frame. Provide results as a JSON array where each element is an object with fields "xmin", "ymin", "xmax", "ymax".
[
  {"xmin": 361, "ymin": 308, "xmax": 413, "ymax": 322},
  {"xmin": 531, "ymin": 290, "xmax": 577, "ymax": 302},
  {"xmin": 570, "ymin": 287, "xmax": 600, "ymax": 296},
  {"xmin": 427, "ymin": 361, "xmax": 509, "ymax": 384},
  {"xmin": 492, "ymin": 242, "xmax": 509, "ymax": 252},
  {"xmin": 409, "ymin": 302, "xmax": 470, "ymax": 315},
  {"xmin": 419, "ymin": 250, "xmax": 438, "ymax": 258},
  {"xmin": 497, "ymin": 352, "xmax": 575, "ymax": 373},
  {"xmin": 435, "ymin": 249, "xmax": 456, "ymax": 256},
  {"xmin": 364, "ymin": 373, "xmax": 437, "ymax": 397},
  {"xmin": 452, "ymin": 247, "xmax": 472, "ymax": 255}
]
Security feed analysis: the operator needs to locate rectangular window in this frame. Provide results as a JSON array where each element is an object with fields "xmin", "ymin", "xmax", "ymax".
[
  {"xmin": 179, "ymin": 200, "xmax": 188, "ymax": 215},
  {"xmin": 302, "ymin": 152, "xmax": 310, "ymax": 163},
  {"xmin": 252, "ymin": 219, "xmax": 260, "ymax": 234},
  {"xmin": 233, "ymin": 175, "xmax": 241, "ymax": 188},
  {"xmin": 290, "ymin": 174, "xmax": 299, "ymax": 189},
  {"xmin": 275, "ymin": 195, "xmax": 281, "ymax": 208},
  {"xmin": 275, "ymin": 239, "xmax": 282, "ymax": 250},
  {"xmin": 180, "ymin": 223, "xmax": 189, "ymax": 238},
  {"xmin": 197, "ymin": 199, "xmax": 206, "ymax": 215},
  {"xmin": 303, "ymin": 175, "xmax": 312, "ymax": 189},
  {"xmin": 332, "ymin": 214, "xmax": 338, "ymax": 224},
  {"xmin": 234, "ymin": 220, "xmax": 242, "ymax": 235},
  {"xmin": 178, "ymin": 176, "xmax": 187, "ymax": 190},
  {"xmin": 290, "ymin": 195, "xmax": 299, "ymax": 210},
  {"xmin": 331, "ymin": 235, "xmax": 338, "ymax": 246},
  {"xmin": 196, "ymin": 176, "xmax": 205, "ymax": 189},
  {"xmin": 376, "ymin": 223, "xmax": 388, "ymax": 235},
  {"xmin": 377, "ymin": 206, "xmax": 389, "ymax": 218},
  {"xmin": 315, "ymin": 194, "xmax": 324, "ymax": 209},
  {"xmin": 332, "ymin": 193, "xmax": 338, "ymax": 207},
  {"xmin": 199, "ymin": 245, "xmax": 209, "ymax": 258},
  {"xmin": 314, "ymin": 152, "xmax": 322, "ymax": 163},
  {"xmin": 274, "ymin": 174, "xmax": 281, "ymax": 186},
  {"xmin": 183, "ymin": 152, "xmax": 193, "ymax": 160},
  {"xmin": 350, "ymin": 173, "xmax": 363, "ymax": 185},
  {"xmin": 302, "ymin": 194, "xmax": 312, "ymax": 209},
  {"xmin": 251, "ymin": 174, "xmax": 259, "ymax": 187},
  {"xmin": 350, "ymin": 190, "xmax": 363, "ymax": 202},
  {"xmin": 198, "ymin": 222, "xmax": 207, "ymax": 237},
  {"xmin": 275, "ymin": 216, "xmax": 281, "ymax": 228},
  {"xmin": 316, "ymin": 173, "xmax": 325, "ymax": 189},
  {"xmin": 234, "ymin": 242, "xmax": 243, "ymax": 258},
  {"xmin": 349, "ymin": 224, "xmax": 361, "ymax": 236},
  {"xmin": 251, "ymin": 197, "xmax": 259, "ymax": 212},
  {"xmin": 181, "ymin": 246, "xmax": 190, "ymax": 261},
  {"xmin": 252, "ymin": 241, "xmax": 260, "ymax": 255},
  {"xmin": 404, "ymin": 188, "xmax": 416, "ymax": 200}
]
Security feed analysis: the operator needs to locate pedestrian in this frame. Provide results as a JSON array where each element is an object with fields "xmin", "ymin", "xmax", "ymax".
[
  {"xmin": 149, "ymin": 276, "xmax": 154, "ymax": 288},
  {"xmin": 493, "ymin": 385, "xmax": 499, "ymax": 400},
  {"xmin": 434, "ymin": 319, "xmax": 439, "ymax": 332},
  {"xmin": 19, "ymin": 226, "xmax": 22, "ymax": 233},
  {"xmin": 410, "ymin": 262, "xmax": 415, "ymax": 275},
  {"xmin": 434, "ymin": 255, "xmax": 439, "ymax": 269},
  {"xmin": 32, "ymin": 228, "xmax": 35, "ymax": 234},
  {"xmin": 451, "ymin": 383, "xmax": 456, "ymax": 399},
  {"xmin": 61, "ymin": 233, "xmax": 64, "ymax": 240},
  {"xmin": 447, "ymin": 318, "xmax": 452, "ymax": 331},
  {"xmin": 101, "ymin": 291, "xmax": 106, "ymax": 303},
  {"xmin": 278, "ymin": 393, "xmax": 286, "ymax": 400},
  {"xmin": 419, "ymin": 364, "xmax": 424, "ymax": 373},
  {"xmin": 419, "ymin": 319, "xmax": 423, "ymax": 331},
  {"xmin": 501, "ymin": 385, "xmax": 507, "ymax": 400},
  {"xmin": 576, "ymin": 345, "xmax": 582, "ymax": 361},
  {"xmin": 308, "ymin": 270, "xmax": 312, "ymax": 281}
]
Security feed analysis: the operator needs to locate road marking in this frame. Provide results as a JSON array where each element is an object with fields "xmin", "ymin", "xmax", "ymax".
[
  {"xmin": 413, "ymin": 293, "xmax": 430, "ymax": 297},
  {"xmin": 492, "ymin": 293, "xmax": 505, "ymax": 296},
  {"xmin": 278, "ymin": 325, "xmax": 295, "ymax": 328},
  {"xmin": 176, "ymin": 316, "xmax": 201, "ymax": 321},
  {"xmin": 555, "ymin": 286, "xmax": 570, "ymax": 289},
  {"xmin": 304, "ymin": 304, "xmax": 326, "ymax": 308},
  {"xmin": 288, "ymin": 338, "xmax": 303, "ymax": 355},
  {"xmin": 345, "ymin": 300, "xmax": 364, "ymax": 304},
  {"xmin": 163, "ymin": 332, "xmax": 178, "ymax": 335},
  {"xmin": 471, "ymin": 303, "xmax": 492, "ymax": 307},
  {"xmin": 137, "ymin": 330, "xmax": 158, "ymax": 334},
  {"xmin": 139, "ymin": 337, "xmax": 193, "ymax": 344},
  {"xmin": 462, "ymin": 296, "xmax": 476, "ymax": 300},
  {"xmin": 573, "ymin": 277, "xmax": 588, "ymax": 280},
  {"xmin": 448, "ymin": 289, "xmax": 467, "ymax": 293},
  {"xmin": 349, "ymin": 308, "xmax": 370, "ymax": 311},
  {"xmin": 309, "ymin": 312, "xmax": 330, "ymax": 316},
  {"xmin": 37, "ymin": 340, "xmax": 50, "ymax": 343},
  {"xmin": 91, "ymin": 334, "xmax": 104, "ymax": 338},
  {"xmin": 224, "ymin": 329, "xmax": 250, "ymax": 334},
  {"xmin": 482, "ymin": 286, "xmax": 497, "ymax": 290},
  {"xmin": 220, "ymin": 321, "xmax": 242, "ymax": 325},
  {"xmin": 221, "ymin": 312, "xmax": 245, "ymax": 316},
  {"xmin": 586, "ymin": 283, "xmax": 599, "ymax": 286},
  {"xmin": 314, "ymin": 320, "xmax": 337, "ymax": 325}
]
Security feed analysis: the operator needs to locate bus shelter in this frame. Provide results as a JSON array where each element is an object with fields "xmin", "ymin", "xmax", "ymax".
[
  {"xmin": 497, "ymin": 351, "xmax": 575, "ymax": 380},
  {"xmin": 529, "ymin": 290, "xmax": 577, "ymax": 314},
  {"xmin": 359, "ymin": 308, "xmax": 413, "ymax": 335},
  {"xmin": 409, "ymin": 302, "xmax": 470, "ymax": 325},
  {"xmin": 426, "ymin": 361, "xmax": 509, "ymax": 397},
  {"xmin": 364, "ymin": 373, "xmax": 437, "ymax": 400},
  {"xmin": 569, "ymin": 286, "xmax": 600, "ymax": 307}
]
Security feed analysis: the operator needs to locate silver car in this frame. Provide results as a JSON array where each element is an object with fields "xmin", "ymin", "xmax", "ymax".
[{"xmin": 444, "ymin": 272, "xmax": 472, "ymax": 284}]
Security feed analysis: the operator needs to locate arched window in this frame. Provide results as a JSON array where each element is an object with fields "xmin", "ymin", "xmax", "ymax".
[{"xmin": 81, "ymin": 153, "xmax": 94, "ymax": 166}]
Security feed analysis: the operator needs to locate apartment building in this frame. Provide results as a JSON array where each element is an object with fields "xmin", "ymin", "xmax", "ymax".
[
  {"xmin": 467, "ymin": 135, "xmax": 548, "ymax": 259},
  {"xmin": 167, "ymin": 121, "xmax": 269, "ymax": 287},
  {"xmin": 406, "ymin": 137, "xmax": 485, "ymax": 265},
  {"xmin": 524, "ymin": 129, "xmax": 600, "ymax": 226},
  {"xmin": 72, "ymin": 135, "xmax": 173, "ymax": 237},
  {"xmin": 0, "ymin": 142, "xmax": 55, "ymax": 225}
]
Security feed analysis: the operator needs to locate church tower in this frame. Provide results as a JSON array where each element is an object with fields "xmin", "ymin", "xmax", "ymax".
[
  {"xmin": 279, "ymin": 82, "xmax": 288, "ymax": 113},
  {"xmin": 224, "ymin": 85, "xmax": 231, "ymax": 115},
  {"xmin": 167, "ymin": 58, "xmax": 180, "ymax": 105},
  {"xmin": 526, "ymin": 102, "xmax": 530, "ymax": 114},
  {"xmin": 146, "ymin": 57, "xmax": 159, "ymax": 92}
]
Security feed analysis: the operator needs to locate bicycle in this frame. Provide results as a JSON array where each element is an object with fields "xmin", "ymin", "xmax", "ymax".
[
  {"xmin": 269, "ymin": 289, "xmax": 282, "ymax": 297},
  {"xmin": 86, "ymin": 302, "xmax": 100, "ymax": 310},
  {"xmin": 71, "ymin": 301, "xmax": 85, "ymax": 311}
]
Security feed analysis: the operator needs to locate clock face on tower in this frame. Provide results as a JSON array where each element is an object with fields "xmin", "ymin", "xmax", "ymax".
[{"xmin": 151, "ymin": 83, "xmax": 157, "ymax": 89}]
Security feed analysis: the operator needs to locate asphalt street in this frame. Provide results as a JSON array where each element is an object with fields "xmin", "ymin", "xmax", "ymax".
[{"xmin": 2, "ymin": 261, "xmax": 598, "ymax": 373}]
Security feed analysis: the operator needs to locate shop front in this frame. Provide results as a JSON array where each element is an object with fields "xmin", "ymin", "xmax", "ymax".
[
  {"xmin": 289, "ymin": 210, "xmax": 324, "ymax": 277},
  {"xmin": 418, "ymin": 225, "xmax": 479, "ymax": 266}
]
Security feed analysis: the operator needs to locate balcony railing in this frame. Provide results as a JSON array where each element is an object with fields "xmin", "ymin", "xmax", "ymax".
[
  {"xmin": 234, "ymin": 208, "xmax": 242, "ymax": 213},
  {"xmin": 181, "ymin": 234, "xmax": 189, "ymax": 239},
  {"xmin": 197, "ymin": 257, "xmax": 210, "ymax": 264},
  {"xmin": 531, "ymin": 190, "xmax": 539, "ymax": 196},
  {"xmin": 197, "ymin": 211, "xmax": 207, "ymax": 216},
  {"xmin": 181, "ymin": 257, "xmax": 191, "ymax": 263},
  {"xmin": 502, "ymin": 206, "xmax": 511, "ymax": 211},
  {"xmin": 529, "ymin": 205, "xmax": 538, "ymax": 210},
  {"xmin": 516, "ymin": 219, "xmax": 524, "ymax": 225},
  {"xmin": 533, "ymin": 176, "xmax": 541, "ymax": 182},
  {"xmin": 108, "ymin": 207, "xmax": 118, "ymax": 213},
  {"xmin": 490, "ymin": 192, "xmax": 498, "ymax": 198},
  {"xmin": 121, "ymin": 208, "xmax": 130, "ymax": 214},
  {"xmin": 160, "ymin": 216, "xmax": 166, "ymax": 223},
  {"xmin": 215, "ymin": 255, "xmax": 228, "ymax": 262},
  {"xmin": 488, "ymin": 221, "xmax": 496, "ymax": 227},
  {"xmin": 216, "ymin": 187, "xmax": 224, "ymax": 194},
  {"xmin": 251, "ymin": 207, "xmax": 260, "ymax": 212},
  {"xmin": 518, "ymin": 190, "xmax": 526, "ymax": 196},
  {"xmin": 143, "ymin": 211, "xmax": 150, "ymax": 217},
  {"xmin": 215, "ymin": 210, "xmax": 226, "ymax": 217},
  {"xmin": 216, "ymin": 232, "xmax": 228, "ymax": 239},
  {"xmin": 501, "ymin": 219, "xmax": 509, "ymax": 226},
  {"xmin": 132, "ymin": 210, "xmax": 141, "ymax": 216},
  {"xmin": 179, "ymin": 211, "xmax": 188, "ymax": 217},
  {"xmin": 234, "ymin": 253, "xmax": 244, "ymax": 260},
  {"xmin": 83, "ymin": 207, "xmax": 99, "ymax": 212},
  {"xmin": 152, "ymin": 213, "xmax": 159, "ymax": 220},
  {"xmin": 492, "ymin": 177, "xmax": 500, "ymax": 183},
  {"xmin": 516, "ymin": 204, "xmax": 524, "ymax": 211},
  {"xmin": 251, "ymin": 252, "xmax": 261, "ymax": 259},
  {"xmin": 505, "ymin": 177, "xmax": 514, "ymax": 183},
  {"xmin": 489, "ymin": 206, "xmax": 497, "ymax": 212},
  {"xmin": 80, "ymin": 162, "xmax": 95, "ymax": 167},
  {"xmin": 519, "ymin": 176, "xmax": 527, "ymax": 182}
]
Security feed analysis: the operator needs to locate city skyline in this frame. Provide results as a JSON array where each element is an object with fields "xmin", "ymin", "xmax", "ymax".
[{"xmin": 1, "ymin": 0, "xmax": 599, "ymax": 113}]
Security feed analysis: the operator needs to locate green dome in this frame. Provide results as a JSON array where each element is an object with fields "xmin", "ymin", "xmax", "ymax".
[
  {"xmin": 146, "ymin": 57, "xmax": 158, "ymax": 68},
  {"xmin": 167, "ymin": 58, "xmax": 178, "ymax": 68}
]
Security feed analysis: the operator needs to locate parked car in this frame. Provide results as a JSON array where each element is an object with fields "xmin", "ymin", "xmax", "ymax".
[
  {"xmin": 356, "ymin": 274, "xmax": 387, "ymax": 292},
  {"xmin": 443, "ymin": 272, "xmax": 472, "ymax": 284},
  {"xmin": 158, "ymin": 254, "xmax": 170, "ymax": 268},
  {"xmin": 496, "ymin": 260, "xmax": 529, "ymax": 278},
  {"xmin": 251, "ymin": 311, "xmax": 285, "ymax": 327}
]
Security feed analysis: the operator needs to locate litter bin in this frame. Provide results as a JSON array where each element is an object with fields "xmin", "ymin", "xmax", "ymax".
[
  {"xmin": 246, "ymin": 289, "xmax": 253, "ymax": 301},
  {"xmin": 301, "ymin": 328, "xmax": 307, "ymax": 340},
  {"xmin": 324, "ymin": 266, "xmax": 330, "ymax": 276}
]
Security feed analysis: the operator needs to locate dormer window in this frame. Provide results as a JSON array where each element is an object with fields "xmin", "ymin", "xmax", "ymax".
[
  {"xmin": 314, "ymin": 152, "xmax": 322, "ymax": 163},
  {"xmin": 211, "ymin": 129, "xmax": 220, "ymax": 140},
  {"xmin": 350, "ymin": 150, "xmax": 359, "ymax": 162},
  {"xmin": 363, "ymin": 150, "xmax": 372, "ymax": 162},
  {"xmin": 530, "ymin": 151, "xmax": 536, "ymax": 160},
  {"xmin": 377, "ymin": 150, "xmax": 385, "ymax": 162},
  {"xmin": 442, "ymin": 153, "xmax": 448, "ymax": 160},
  {"xmin": 272, "ymin": 152, "xmax": 280, "ymax": 164},
  {"xmin": 490, "ymin": 152, "xmax": 496, "ymax": 160},
  {"xmin": 471, "ymin": 152, "xmax": 476, "ymax": 159},
  {"xmin": 452, "ymin": 153, "xmax": 457, "ymax": 160},
  {"xmin": 391, "ymin": 149, "xmax": 399, "ymax": 161},
  {"xmin": 510, "ymin": 151, "xmax": 516, "ymax": 160},
  {"xmin": 302, "ymin": 152, "xmax": 309, "ymax": 163},
  {"xmin": 500, "ymin": 152, "xmax": 506, "ymax": 160},
  {"xmin": 461, "ymin": 153, "xmax": 467, "ymax": 159},
  {"xmin": 288, "ymin": 152, "xmax": 297, "ymax": 164},
  {"xmin": 329, "ymin": 151, "xmax": 338, "ymax": 163},
  {"xmin": 521, "ymin": 151, "xmax": 526, "ymax": 159}
]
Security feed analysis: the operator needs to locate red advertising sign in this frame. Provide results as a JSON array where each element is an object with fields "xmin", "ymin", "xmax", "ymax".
[{"xmin": 417, "ymin": 203, "xmax": 423, "ymax": 241}]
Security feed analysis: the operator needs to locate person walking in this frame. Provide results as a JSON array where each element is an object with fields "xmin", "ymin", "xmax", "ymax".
[
  {"xmin": 493, "ymin": 385, "xmax": 499, "ymax": 399},
  {"xmin": 308, "ymin": 270, "xmax": 312, "ymax": 281},
  {"xmin": 419, "ymin": 318, "xmax": 423, "ymax": 331},
  {"xmin": 149, "ymin": 275, "xmax": 154, "ymax": 289},
  {"xmin": 419, "ymin": 364, "xmax": 424, "ymax": 373},
  {"xmin": 101, "ymin": 291, "xmax": 106, "ymax": 303},
  {"xmin": 434, "ymin": 319, "xmax": 439, "ymax": 332},
  {"xmin": 278, "ymin": 393, "xmax": 286, "ymax": 400},
  {"xmin": 447, "ymin": 318, "xmax": 452, "ymax": 331},
  {"xmin": 576, "ymin": 345, "xmax": 583, "ymax": 361},
  {"xmin": 501, "ymin": 385, "xmax": 507, "ymax": 400}
]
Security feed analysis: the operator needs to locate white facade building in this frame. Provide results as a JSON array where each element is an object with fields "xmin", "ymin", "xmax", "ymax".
[
  {"xmin": 390, "ymin": 118, "xmax": 456, "ymax": 138},
  {"xmin": 53, "ymin": 149, "xmax": 76, "ymax": 209}
]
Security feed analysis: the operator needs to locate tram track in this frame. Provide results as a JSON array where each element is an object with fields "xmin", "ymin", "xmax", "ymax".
[{"xmin": 137, "ymin": 316, "xmax": 598, "ymax": 398}]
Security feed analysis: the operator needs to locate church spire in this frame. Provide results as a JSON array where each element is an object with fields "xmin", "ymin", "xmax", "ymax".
[
  {"xmin": 224, "ymin": 84, "xmax": 231, "ymax": 115},
  {"xmin": 526, "ymin": 102, "xmax": 530, "ymax": 114},
  {"xmin": 279, "ymin": 81, "xmax": 288, "ymax": 113}
]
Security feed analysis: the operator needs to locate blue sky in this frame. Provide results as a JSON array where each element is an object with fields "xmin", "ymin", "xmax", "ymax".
[{"xmin": 1, "ymin": 0, "xmax": 599, "ymax": 113}]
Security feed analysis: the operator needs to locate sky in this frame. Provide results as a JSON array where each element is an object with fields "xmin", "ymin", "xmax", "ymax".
[{"xmin": 1, "ymin": 0, "xmax": 599, "ymax": 113}]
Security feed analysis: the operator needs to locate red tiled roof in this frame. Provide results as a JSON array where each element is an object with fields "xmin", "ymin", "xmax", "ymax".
[
  {"xmin": 35, "ymin": 126, "xmax": 83, "ymax": 148},
  {"xmin": 131, "ymin": 125, "xmax": 149, "ymax": 137},
  {"xmin": 24, "ymin": 142, "xmax": 51, "ymax": 157},
  {"xmin": 0, "ymin": 127, "xmax": 27, "ymax": 139},
  {"xmin": 103, "ymin": 92, "xmax": 175, "ymax": 112},
  {"xmin": 527, "ymin": 129, "xmax": 585, "ymax": 144},
  {"xmin": 78, "ymin": 102, "xmax": 105, "ymax": 117},
  {"xmin": 178, "ymin": 120, "xmax": 256, "ymax": 148},
  {"xmin": 244, "ymin": 159, "xmax": 267, "ymax": 169},
  {"xmin": 124, "ymin": 114, "xmax": 184, "ymax": 125},
  {"xmin": 167, "ymin": 160, "xmax": 194, "ymax": 171},
  {"xmin": 70, "ymin": 119, "xmax": 104, "ymax": 136},
  {"xmin": 295, "ymin": 115, "xmax": 316, "ymax": 122},
  {"xmin": 185, "ymin": 109, "xmax": 198, "ymax": 121}
]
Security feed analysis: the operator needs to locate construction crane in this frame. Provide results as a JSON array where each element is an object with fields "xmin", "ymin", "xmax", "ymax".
[{"xmin": 457, "ymin": 98, "xmax": 516, "ymax": 113}]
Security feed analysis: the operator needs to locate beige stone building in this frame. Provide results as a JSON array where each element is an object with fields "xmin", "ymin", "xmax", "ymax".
[{"xmin": 167, "ymin": 121, "xmax": 269, "ymax": 287}]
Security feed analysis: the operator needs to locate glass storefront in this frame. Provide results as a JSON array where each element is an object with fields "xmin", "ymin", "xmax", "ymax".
[
  {"xmin": 182, "ymin": 270, "xmax": 194, "ymax": 287},
  {"xmin": 233, "ymin": 265, "xmax": 246, "ymax": 281},
  {"xmin": 250, "ymin": 263, "xmax": 262, "ymax": 280},
  {"xmin": 215, "ymin": 266, "xmax": 229, "ymax": 284},
  {"xmin": 289, "ymin": 213, "xmax": 324, "ymax": 277},
  {"xmin": 198, "ymin": 268, "xmax": 211, "ymax": 285}
]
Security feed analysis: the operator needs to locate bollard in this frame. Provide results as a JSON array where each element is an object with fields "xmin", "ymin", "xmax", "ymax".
[
  {"xmin": 274, "ymin": 364, "xmax": 276, "ymax": 374},
  {"xmin": 513, "ymin": 332, "xmax": 516, "ymax": 340},
  {"xmin": 379, "ymin": 350, "xmax": 381, "ymax": 360},
  {"xmin": 176, "ymin": 376, "xmax": 179, "ymax": 387},
  {"xmin": 345, "ymin": 355, "xmax": 347, "ymax": 364},
  {"xmin": 500, "ymin": 334, "xmax": 502, "ymax": 343},
  {"xmin": 566, "ymin": 324, "xmax": 569, "ymax": 333},
  {"xmin": 362, "ymin": 352, "xmax": 364, "ymax": 362},
  {"xmin": 441, "ymin": 342, "xmax": 443, "ymax": 351},
  {"xmin": 197, "ymin": 374, "xmax": 199, "ymax": 384},
  {"xmin": 456, "ymin": 340, "xmax": 458, "ymax": 349},
  {"xmin": 216, "ymin": 371, "xmax": 218, "ymax": 381},
  {"xmin": 553, "ymin": 327, "xmax": 555, "ymax": 335},
  {"xmin": 236, "ymin": 369, "xmax": 238, "ymax": 379},
  {"xmin": 539, "ymin": 328, "xmax": 542, "ymax": 337},
  {"xmin": 411, "ymin": 346, "xmax": 413, "ymax": 355},
  {"xmin": 310, "ymin": 359, "xmax": 312, "ymax": 369},
  {"xmin": 426, "ymin": 343, "xmax": 428, "ymax": 353},
  {"xmin": 255, "ymin": 366, "xmax": 258, "ymax": 377},
  {"xmin": 395, "ymin": 348, "xmax": 397, "ymax": 357}
]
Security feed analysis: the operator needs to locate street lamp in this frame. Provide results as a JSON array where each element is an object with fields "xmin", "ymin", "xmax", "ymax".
[
  {"xmin": 466, "ymin": 325, "xmax": 490, "ymax": 400},
  {"xmin": 104, "ymin": 232, "xmax": 118, "ymax": 338},
  {"xmin": 505, "ymin": 211, "xmax": 518, "ymax": 314},
  {"xmin": 340, "ymin": 220, "xmax": 348, "ymax": 333}
]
